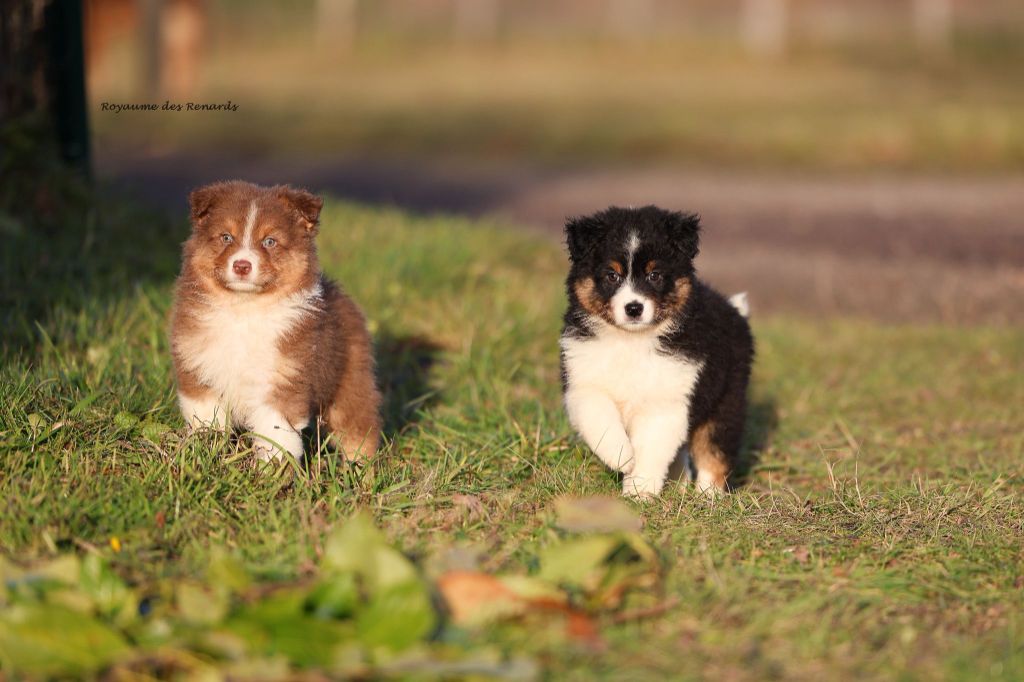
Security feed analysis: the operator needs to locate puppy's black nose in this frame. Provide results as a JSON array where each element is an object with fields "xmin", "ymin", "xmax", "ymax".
[{"xmin": 625, "ymin": 301, "xmax": 644, "ymax": 319}]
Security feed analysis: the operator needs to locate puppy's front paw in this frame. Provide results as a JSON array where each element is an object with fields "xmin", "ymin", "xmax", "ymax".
[
  {"xmin": 612, "ymin": 449, "xmax": 636, "ymax": 475},
  {"xmin": 592, "ymin": 441, "xmax": 636, "ymax": 475},
  {"xmin": 622, "ymin": 474, "xmax": 662, "ymax": 499},
  {"xmin": 252, "ymin": 441, "xmax": 284, "ymax": 463}
]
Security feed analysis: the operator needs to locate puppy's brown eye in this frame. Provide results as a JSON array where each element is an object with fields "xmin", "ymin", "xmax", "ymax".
[
  {"xmin": 605, "ymin": 271, "xmax": 622, "ymax": 284},
  {"xmin": 261, "ymin": 237, "xmax": 276, "ymax": 248},
  {"xmin": 220, "ymin": 233, "xmax": 233, "ymax": 244},
  {"xmin": 647, "ymin": 271, "xmax": 663, "ymax": 284}
]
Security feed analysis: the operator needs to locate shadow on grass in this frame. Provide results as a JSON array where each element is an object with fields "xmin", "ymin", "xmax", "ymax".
[
  {"xmin": 655, "ymin": 396, "xmax": 778, "ymax": 491},
  {"xmin": 299, "ymin": 333, "xmax": 443, "ymax": 473},
  {"xmin": 731, "ymin": 396, "xmax": 779, "ymax": 488},
  {"xmin": 0, "ymin": 183, "xmax": 184, "ymax": 357},
  {"xmin": 375, "ymin": 332, "xmax": 444, "ymax": 438},
  {"xmin": 297, "ymin": 331, "xmax": 445, "ymax": 472}
]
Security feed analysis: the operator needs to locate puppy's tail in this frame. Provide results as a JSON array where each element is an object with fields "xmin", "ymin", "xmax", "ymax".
[{"xmin": 728, "ymin": 292, "xmax": 750, "ymax": 318}]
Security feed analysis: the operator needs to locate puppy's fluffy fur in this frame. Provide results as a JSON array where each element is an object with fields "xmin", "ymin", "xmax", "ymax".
[
  {"xmin": 170, "ymin": 180, "xmax": 381, "ymax": 462},
  {"xmin": 560, "ymin": 206, "xmax": 754, "ymax": 497}
]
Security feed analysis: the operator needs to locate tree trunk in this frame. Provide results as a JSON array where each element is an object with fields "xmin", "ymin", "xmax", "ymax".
[
  {"xmin": 0, "ymin": 0, "xmax": 46, "ymax": 121},
  {"xmin": 44, "ymin": 0, "xmax": 91, "ymax": 172},
  {"xmin": 0, "ymin": 0, "xmax": 91, "ymax": 175}
]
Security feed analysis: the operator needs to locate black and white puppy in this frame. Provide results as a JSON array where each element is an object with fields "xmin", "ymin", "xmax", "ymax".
[{"xmin": 560, "ymin": 206, "xmax": 754, "ymax": 497}]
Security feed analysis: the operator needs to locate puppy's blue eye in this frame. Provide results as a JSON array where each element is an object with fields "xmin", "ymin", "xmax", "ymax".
[
  {"xmin": 262, "ymin": 237, "xmax": 276, "ymax": 248},
  {"xmin": 220, "ymin": 233, "xmax": 233, "ymax": 244}
]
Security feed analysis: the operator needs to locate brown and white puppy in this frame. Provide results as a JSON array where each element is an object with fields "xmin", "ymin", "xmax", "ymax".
[{"xmin": 170, "ymin": 180, "xmax": 381, "ymax": 462}]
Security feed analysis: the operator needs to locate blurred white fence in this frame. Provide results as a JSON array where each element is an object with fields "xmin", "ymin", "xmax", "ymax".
[
  {"xmin": 306, "ymin": 0, "xmax": 1020, "ymax": 52},
  {"xmin": 86, "ymin": 0, "xmax": 1024, "ymax": 98}
]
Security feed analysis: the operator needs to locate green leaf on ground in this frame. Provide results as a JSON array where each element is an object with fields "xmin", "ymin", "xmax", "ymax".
[
  {"xmin": 539, "ymin": 532, "xmax": 660, "ymax": 607},
  {"xmin": 176, "ymin": 580, "xmax": 228, "ymax": 625},
  {"xmin": 226, "ymin": 589, "xmax": 354, "ymax": 668},
  {"xmin": 323, "ymin": 512, "xmax": 420, "ymax": 592},
  {"xmin": 356, "ymin": 579, "xmax": 436, "ymax": 651},
  {"xmin": 306, "ymin": 572, "xmax": 360, "ymax": 620},
  {"xmin": 0, "ymin": 603, "xmax": 130, "ymax": 677},
  {"xmin": 207, "ymin": 548, "xmax": 251, "ymax": 595},
  {"xmin": 80, "ymin": 554, "xmax": 137, "ymax": 623}
]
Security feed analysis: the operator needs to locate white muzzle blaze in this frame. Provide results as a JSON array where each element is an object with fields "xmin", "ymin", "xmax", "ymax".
[
  {"xmin": 610, "ymin": 282, "xmax": 655, "ymax": 328},
  {"xmin": 226, "ymin": 201, "xmax": 261, "ymax": 291},
  {"xmin": 609, "ymin": 230, "xmax": 655, "ymax": 329}
]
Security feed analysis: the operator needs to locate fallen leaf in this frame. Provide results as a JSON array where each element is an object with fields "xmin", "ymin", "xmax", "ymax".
[
  {"xmin": 306, "ymin": 572, "xmax": 359, "ymax": 620},
  {"xmin": 437, "ymin": 571, "xmax": 527, "ymax": 627},
  {"xmin": 320, "ymin": 513, "xmax": 436, "ymax": 651},
  {"xmin": 322, "ymin": 512, "xmax": 418, "ymax": 592},
  {"xmin": 437, "ymin": 570, "xmax": 599, "ymax": 647},
  {"xmin": 79, "ymin": 555, "xmax": 137, "ymax": 624},
  {"xmin": 553, "ymin": 496, "xmax": 642, "ymax": 533},
  {"xmin": 539, "ymin": 533, "xmax": 659, "ymax": 608},
  {"xmin": 355, "ymin": 579, "xmax": 436, "ymax": 650},
  {"xmin": 35, "ymin": 554, "xmax": 81, "ymax": 585},
  {"xmin": 206, "ymin": 548, "xmax": 251, "ymax": 595},
  {"xmin": 226, "ymin": 590, "xmax": 354, "ymax": 668},
  {"xmin": 564, "ymin": 610, "xmax": 601, "ymax": 647},
  {"xmin": 0, "ymin": 603, "xmax": 130, "ymax": 677},
  {"xmin": 176, "ymin": 581, "xmax": 228, "ymax": 625}
]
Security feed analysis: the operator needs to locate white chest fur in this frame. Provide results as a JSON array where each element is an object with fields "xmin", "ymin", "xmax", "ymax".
[
  {"xmin": 561, "ymin": 326, "xmax": 703, "ymax": 431},
  {"xmin": 176, "ymin": 286, "xmax": 321, "ymax": 424}
]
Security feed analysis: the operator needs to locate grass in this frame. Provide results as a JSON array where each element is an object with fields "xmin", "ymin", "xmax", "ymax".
[
  {"xmin": 91, "ymin": 37, "xmax": 1024, "ymax": 173},
  {"xmin": 1, "ymin": 186, "xmax": 1023, "ymax": 680}
]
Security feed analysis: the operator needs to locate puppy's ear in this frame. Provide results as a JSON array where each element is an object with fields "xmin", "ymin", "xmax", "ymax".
[
  {"xmin": 189, "ymin": 182, "xmax": 230, "ymax": 227},
  {"xmin": 276, "ymin": 186, "xmax": 323, "ymax": 234},
  {"xmin": 667, "ymin": 211, "xmax": 701, "ymax": 261},
  {"xmin": 564, "ymin": 214, "xmax": 606, "ymax": 263}
]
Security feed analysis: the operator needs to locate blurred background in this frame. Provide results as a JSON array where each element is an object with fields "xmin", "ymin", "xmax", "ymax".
[{"xmin": 11, "ymin": 0, "xmax": 1024, "ymax": 323}]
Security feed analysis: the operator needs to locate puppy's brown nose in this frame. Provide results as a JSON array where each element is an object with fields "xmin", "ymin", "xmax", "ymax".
[{"xmin": 232, "ymin": 259, "xmax": 252, "ymax": 276}]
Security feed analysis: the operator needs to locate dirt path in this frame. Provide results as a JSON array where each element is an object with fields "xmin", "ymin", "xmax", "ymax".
[{"xmin": 97, "ymin": 148, "xmax": 1024, "ymax": 324}]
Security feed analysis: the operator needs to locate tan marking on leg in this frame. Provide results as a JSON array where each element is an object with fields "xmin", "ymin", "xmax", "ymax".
[{"xmin": 691, "ymin": 420, "xmax": 730, "ymax": 495}]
